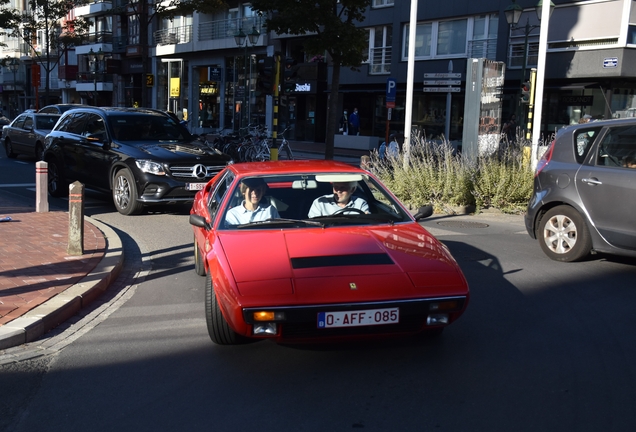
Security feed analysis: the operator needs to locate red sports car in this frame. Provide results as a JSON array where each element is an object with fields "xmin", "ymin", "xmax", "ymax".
[{"xmin": 189, "ymin": 160, "xmax": 469, "ymax": 344}]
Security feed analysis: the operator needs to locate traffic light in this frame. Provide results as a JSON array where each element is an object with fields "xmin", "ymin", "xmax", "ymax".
[
  {"xmin": 282, "ymin": 57, "xmax": 299, "ymax": 94},
  {"xmin": 521, "ymin": 81, "xmax": 531, "ymax": 104},
  {"xmin": 257, "ymin": 57, "xmax": 274, "ymax": 95}
]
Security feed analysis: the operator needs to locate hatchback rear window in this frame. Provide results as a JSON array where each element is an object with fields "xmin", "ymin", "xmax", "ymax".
[{"xmin": 574, "ymin": 126, "xmax": 602, "ymax": 164}]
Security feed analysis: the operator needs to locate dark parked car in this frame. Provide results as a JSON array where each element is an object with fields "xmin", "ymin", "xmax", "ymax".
[
  {"xmin": 42, "ymin": 107, "xmax": 232, "ymax": 215},
  {"xmin": 2, "ymin": 112, "xmax": 60, "ymax": 159},
  {"xmin": 38, "ymin": 104, "xmax": 90, "ymax": 114},
  {"xmin": 525, "ymin": 118, "xmax": 636, "ymax": 261}
]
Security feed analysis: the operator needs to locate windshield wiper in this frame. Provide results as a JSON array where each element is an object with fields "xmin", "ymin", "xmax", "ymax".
[{"xmin": 236, "ymin": 218, "xmax": 324, "ymax": 228}]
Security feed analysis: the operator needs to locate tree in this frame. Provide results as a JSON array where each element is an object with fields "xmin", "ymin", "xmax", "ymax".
[
  {"xmin": 116, "ymin": 0, "xmax": 228, "ymax": 108},
  {"xmin": 4, "ymin": 0, "xmax": 92, "ymax": 108},
  {"xmin": 251, "ymin": 0, "xmax": 370, "ymax": 160}
]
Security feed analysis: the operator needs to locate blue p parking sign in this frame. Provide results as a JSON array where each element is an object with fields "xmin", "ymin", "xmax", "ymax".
[{"xmin": 386, "ymin": 78, "xmax": 396, "ymax": 108}]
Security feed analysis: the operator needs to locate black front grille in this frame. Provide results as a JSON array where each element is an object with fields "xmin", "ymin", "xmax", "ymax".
[{"xmin": 169, "ymin": 164, "xmax": 224, "ymax": 180}]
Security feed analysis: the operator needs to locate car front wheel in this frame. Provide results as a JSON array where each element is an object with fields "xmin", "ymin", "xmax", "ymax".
[
  {"xmin": 4, "ymin": 138, "xmax": 16, "ymax": 158},
  {"xmin": 47, "ymin": 158, "xmax": 68, "ymax": 197},
  {"xmin": 205, "ymin": 273, "xmax": 248, "ymax": 345},
  {"xmin": 112, "ymin": 168, "xmax": 144, "ymax": 215},
  {"xmin": 538, "ymin": 205, "xmax": 592, "ymax": 262}
]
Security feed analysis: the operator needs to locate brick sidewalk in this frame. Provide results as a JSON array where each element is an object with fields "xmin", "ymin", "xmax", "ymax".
[{"xmin": 0, "ymin": 207, "xmax": 106, "ymax": 326}]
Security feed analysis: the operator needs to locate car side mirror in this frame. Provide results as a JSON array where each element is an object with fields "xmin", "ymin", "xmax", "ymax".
[
  {"xmin": 414, "ymin": 205, "xmax": 433, "ymax": 221},
  {"xmin": 189, "ymin": 213, "xmax": 211, "ymax": 230}
]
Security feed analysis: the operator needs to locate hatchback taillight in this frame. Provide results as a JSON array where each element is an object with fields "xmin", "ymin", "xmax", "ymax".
[{"xmin": 535, "ymin": 139, "xmax": 555, "ymax": 177}]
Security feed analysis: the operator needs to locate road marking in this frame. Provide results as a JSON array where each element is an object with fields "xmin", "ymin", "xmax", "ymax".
[{"xmin": 0, "ymin": 183, "xmax": 36, "ymax": 187}]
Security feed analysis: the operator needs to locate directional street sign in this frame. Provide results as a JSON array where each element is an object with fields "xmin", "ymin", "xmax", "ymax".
[
  {"xmin": 423, "ymin": 80, "xmax": 461, "ymax": 86},
  {"xmin": 423, "ymin": 87, "xmax": 462, "ymax": 93},
  {"xmin": 423, "ymin": 73, "xmax": 462, "ymax": 79}
]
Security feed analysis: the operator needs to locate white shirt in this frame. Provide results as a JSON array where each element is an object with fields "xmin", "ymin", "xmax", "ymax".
[
  {"xmin": 225, "ymin": 202, "xmax": 280, "ymax": 225},
  {"xmin": 308, "ymin": 195, "xmax": 369, "ymax": 218}
]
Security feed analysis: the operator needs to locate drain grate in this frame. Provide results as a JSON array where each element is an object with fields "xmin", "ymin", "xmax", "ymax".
[{"xmin": 436, "ymin": 220, "xmax": 489, "ymax": 229}]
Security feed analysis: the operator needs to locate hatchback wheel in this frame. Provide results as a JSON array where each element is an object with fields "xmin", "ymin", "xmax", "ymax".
[
  {"xmin": 112, "ymin": 168, "xmax": 144, "ymax": 215},
  {"xmin": 4, "ymin": 139, "xmax": 16, "ymax": 158},
  {"xmin": 538, "ymin": 206, "xmax": 592, "ymax": 262}
]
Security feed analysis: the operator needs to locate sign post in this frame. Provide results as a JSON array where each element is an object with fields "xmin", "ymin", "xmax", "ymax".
[{"xmin": 386, "ymin": 77, "xmax": 396, "ymax": 145}]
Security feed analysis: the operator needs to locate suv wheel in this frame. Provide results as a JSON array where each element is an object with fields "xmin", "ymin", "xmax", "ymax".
[
  {"xmin": 538, "ymin": 206, "xmax": 592, "ymax": 262},
  {"xmin": 112, "ymin": 168, "xmax": 144, "ymax": 215}
]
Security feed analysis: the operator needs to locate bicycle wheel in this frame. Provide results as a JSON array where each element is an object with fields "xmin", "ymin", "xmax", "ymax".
[{"xmin": 278, "ymin": 141, "xmax": 294, "ymax": 160}]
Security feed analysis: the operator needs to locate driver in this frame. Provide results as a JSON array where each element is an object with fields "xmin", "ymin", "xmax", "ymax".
[
  {"xmin": 308, "ymin": 181, "xmax": 369, "ymax": 217},
  {"xmin": 226, "ymin": 178, "xmax": 280, "ymax": 225}
]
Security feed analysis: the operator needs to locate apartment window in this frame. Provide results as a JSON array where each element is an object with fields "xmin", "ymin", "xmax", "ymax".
[
  {"xmin": 366, "ymin": 25, "xmax": 392, "ymax": 74},
  {"xmin": 509, "ymin": 41, "xmax": 538, "ymax": 69},
  {"xmin": 403, "ymin": 15, "xmax": 498, "ymax": 60},
  {"xmin": 129, "ymin": 14, "xmax": 140, "ymax": 45},
  {"xmin": 372, "ymin": 0, "xmax": 394, "ymax": 7}
]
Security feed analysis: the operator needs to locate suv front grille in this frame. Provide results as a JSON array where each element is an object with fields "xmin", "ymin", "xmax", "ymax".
[{"xmin": 169, "ymin": 164, "xmax": 224, "ymax": 180}]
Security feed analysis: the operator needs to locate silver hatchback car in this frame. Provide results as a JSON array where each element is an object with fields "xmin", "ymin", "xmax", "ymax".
[{"xmin": 525, "ymin": 118, "xmax": 636, "ymax": 261}]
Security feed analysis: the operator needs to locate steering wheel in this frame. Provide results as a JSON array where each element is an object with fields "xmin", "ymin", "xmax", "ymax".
[{"xmin": 332, "ymin": 207, "xmax": 366, "ymax": 215}]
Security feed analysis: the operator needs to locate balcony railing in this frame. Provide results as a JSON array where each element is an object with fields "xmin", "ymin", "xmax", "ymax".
[
  {"xmin": 80, "ymin": 31, "xmax": 114, "ymax": 45},
  {"xmin": 154, "ymin": 25, "xmax": 192, "ymax": 45},
  {"xmin": 369, "ymin": 46, "xmax": 391, "ymax": 74},
  {"xmin": 468, "ymin": 38, "xmax": 498, "ymax": 61},
  {"xmin": 76, "ymin": 72, "xmax": 114, "ymax": 83},
  {"xmin": 198, "ymin": 16, "xmax": 264, "ymax": 41}
]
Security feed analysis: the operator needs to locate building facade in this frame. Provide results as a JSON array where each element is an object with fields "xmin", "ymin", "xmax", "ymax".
[{"xmin": 2, "ymin": 0, "xmax": 636, "ymax": 148}]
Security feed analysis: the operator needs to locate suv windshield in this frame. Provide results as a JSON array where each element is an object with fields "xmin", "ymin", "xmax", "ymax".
[{"xmin": 108, "ymin": 115, "xmax": 190, "ymax": 142}]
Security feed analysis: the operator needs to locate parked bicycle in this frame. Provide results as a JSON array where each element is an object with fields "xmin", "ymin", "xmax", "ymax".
[{"xmin": 276, "ymin": 127, "xmax": 294, "ymax": 160}]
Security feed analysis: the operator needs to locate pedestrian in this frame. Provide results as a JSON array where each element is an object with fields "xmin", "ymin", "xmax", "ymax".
[
  {"xmin": 387, "ymin": 133, "xmax": 399, "ymax": 158},
  {"xmin": 501, "ymin": 114, "xmax": 516, "ymax": 143},
  {"xmin": 339, "ymin": 110, "xmax": 349, "ymax": 135},
  {"xmin": 378, "ymin": 139, "xmax": 387, "ymax": 160},
  {"xmin": 349, "ymin": 107, "xmax": 360, "ymax": 136}
]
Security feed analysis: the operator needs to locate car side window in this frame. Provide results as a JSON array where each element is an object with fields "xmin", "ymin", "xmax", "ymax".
[
  {"xmin": 23, "ymin": 116, "xmax": 34, "ymax": 130},
  {"xmin": 208, "ymin": 172, "xmax": 234, "ymax": 222},
  {"xmin": 12, "ymin": 115, "xmax": 26, "ymax": 129},
  {"xmin": 574, "ymin": 126, "xmax": 602, "ymax": 164},
  {"xmin": 57, "ymin": 112, "xmax": 89, "ymax": 135},
  {"xmin": 83, "ymin": 114, "xmax": 107, "ymax": 141},
  {"xmin": 596, "ymin": 125, "xmax": 636, "ymax": 168}
]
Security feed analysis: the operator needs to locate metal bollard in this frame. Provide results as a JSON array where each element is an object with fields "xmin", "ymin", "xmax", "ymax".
[
  {"xmin": 35, "ymin": 161, "xmax": 49, "ymax": 213},
  {"xmin": 67, "ymin": 181, "xmax": 85, "ymax": 256}
]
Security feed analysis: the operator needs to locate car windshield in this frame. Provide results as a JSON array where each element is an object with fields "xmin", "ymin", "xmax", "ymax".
[
  {"xmin": 219, "ymin": 173, "xmax": 411, "ymax": 230},
  {"xmin": 107, "ymin": 115, "xmax": 190, "ymax": 142},
  {"xmin": 34, "ymin": 115, "xmax": 59, "ymax": 130}
]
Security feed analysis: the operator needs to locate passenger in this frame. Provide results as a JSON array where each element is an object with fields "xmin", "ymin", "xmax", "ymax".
[
  {"xmin": 226, "ymin": 178, "xmax": 280, "ymax": 224},
  {"xmin": 622, "ymin": 153, "xmax": 636, "ymax": 169},
  {"xmin": 308, "ymin": 181, "xmax": 369, "ymax": 217}
]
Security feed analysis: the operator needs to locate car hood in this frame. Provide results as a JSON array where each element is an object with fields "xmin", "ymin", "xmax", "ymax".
[
  {"xmin": 135, "ymin": 141, "xmax": 230, "ymax": 161},
  {"xmin": 218, "ymin": 224, "xmax": 467, "ymax": 302}
]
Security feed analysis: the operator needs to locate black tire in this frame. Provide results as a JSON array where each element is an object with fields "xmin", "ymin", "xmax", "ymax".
[
  {"xmin": 35, "ymin": 142, "xmax": 44, "ymax": 161},
  {"xmin": 194, "ymin": 236, "xmax": 206, "ymax": 276},
  {"xmin": 204, "ymin": 273, "xmax": 249, "ymax": 345},
  {"xmin": 538, "ymin": 205, "xmax": 592, "ymax": 262},
  {"xmin": 4, "ymin": 138, "xmax": 17, "ymax": 158},
  {"xmin": 47, "ymin": 158, "xmax": 69, "ymax": 197},
  {"xmin": 112, "ymin": 168, "xmax": 144, "ymax": 215}
]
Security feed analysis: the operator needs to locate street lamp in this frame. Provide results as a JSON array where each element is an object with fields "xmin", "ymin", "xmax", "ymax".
[
  {"xmin": 234, "ymin": 26, "xmax": 260, "ymax": 130},
  {"xmin": 505, "ymin": 0, "xmax": 555, "ymax": 126},
  {"xmin": 89, "ymin": 48, "xmax": 105, "ymax": 106},
  {"xmin": 7, "ymin": 57, "xmax": 20, "ymax": 118}
]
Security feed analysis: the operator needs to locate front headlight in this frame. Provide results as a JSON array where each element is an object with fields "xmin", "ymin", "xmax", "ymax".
[{"xmin": 135, "ymin": 160, "xmax": 166, "ymax": 176}]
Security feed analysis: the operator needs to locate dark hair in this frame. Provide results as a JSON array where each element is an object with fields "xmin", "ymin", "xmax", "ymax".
[{"xmin": 239, "ymin": 177, "xmax": 267, "ymax": 194}]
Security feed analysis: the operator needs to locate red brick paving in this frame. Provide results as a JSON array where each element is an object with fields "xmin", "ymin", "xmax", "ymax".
[{"xmin": 0, "ymin": 207, "xmax": 105, "ymax": 326}]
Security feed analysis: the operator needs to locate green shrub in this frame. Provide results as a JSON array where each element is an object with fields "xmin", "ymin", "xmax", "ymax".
[{"xmin": 369, "ymin": 134, "xmax": 534, "ymax": 214}]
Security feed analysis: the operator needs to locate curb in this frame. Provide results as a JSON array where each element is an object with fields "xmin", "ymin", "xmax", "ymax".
[{"xmin": 0, "ymin": 217, "xmax": 124, "ymax": 350}]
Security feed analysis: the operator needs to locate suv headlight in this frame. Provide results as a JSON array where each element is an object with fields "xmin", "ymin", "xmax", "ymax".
[{"xmin": 135, "ymin": 160, "xmax": 166, "ymax": 176}]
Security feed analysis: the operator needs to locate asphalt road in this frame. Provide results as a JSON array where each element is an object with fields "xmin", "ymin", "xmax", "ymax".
[{"xmin": 2, "ymin": 153, "xmax": 636, "ymax": 432}]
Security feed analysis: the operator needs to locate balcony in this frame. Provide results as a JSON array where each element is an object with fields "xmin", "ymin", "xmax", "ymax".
[
  {"xmin": 58, "ymin": 65, "xmax": 79, "ymax": 81},
  {"xmin": 154, "ymin": 26, "xmax": 192, "ymax": 45},
  {"xmin": 75, "ymin": 0, "xmax": 113, "ymax": 17},
  {"xmin": 198, "ymin": 16, "xmax": 264, "ymax": 41},
  {"xmin": 75, "ymin": 72, "xmax": 114, "ymax": 92}
]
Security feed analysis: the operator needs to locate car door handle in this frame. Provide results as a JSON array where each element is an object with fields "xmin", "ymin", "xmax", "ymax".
[{"xmin": 581, "ymin": 178, "xmax": 602, "ymax": 185}]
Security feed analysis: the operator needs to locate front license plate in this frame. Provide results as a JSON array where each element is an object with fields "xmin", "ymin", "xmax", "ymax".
[
  {"xmin": 317, "ymin": 308, "xmax": 399, "ymax": 328},
  {"xmin": 185, "ymin": 183, "xmax": 206, "ymax": 191}
]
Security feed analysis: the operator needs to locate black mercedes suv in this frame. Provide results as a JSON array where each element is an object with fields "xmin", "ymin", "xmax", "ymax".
[{"xmin": 42, "ymin": 107, "xmax": 232, "ymax": 215}]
